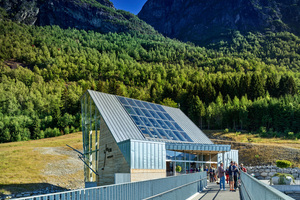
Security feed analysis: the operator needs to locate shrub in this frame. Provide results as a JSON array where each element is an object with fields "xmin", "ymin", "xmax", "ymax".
[
  {"xmin": 270, "ymin": 173, "xmax": 295, "ymax": 185},
  {"xmin": 176, "ymin": 165, "xmax": 182, "ymax": 172},
  {"xmin": 224, "ymin": 128, "xmax": 229, "ymax": 133},
  {"xmin": 276, "ymin": 160, "xmax": 292, "ymax": 168}
]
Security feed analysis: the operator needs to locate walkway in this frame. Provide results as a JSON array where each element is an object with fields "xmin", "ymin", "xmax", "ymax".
[{"xmin": 189, "ymin": 182, "xmax": 240, "ymax": 200}]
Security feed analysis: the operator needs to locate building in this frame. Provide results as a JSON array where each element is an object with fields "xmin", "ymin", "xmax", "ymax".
[{"xmin": 81, "ymin": 90, "xmax": 235, "ymax": 186}]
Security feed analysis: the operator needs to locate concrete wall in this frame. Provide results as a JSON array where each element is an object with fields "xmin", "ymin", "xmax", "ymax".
[
  {"xmin": 97, "ymin": 117, "xmax": 130, "ymax": 186},
  {"xmin": 130, "ymin": 169, "xmax": 166, "ymax": 182}
]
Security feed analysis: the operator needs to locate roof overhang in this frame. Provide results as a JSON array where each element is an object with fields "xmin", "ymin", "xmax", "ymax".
[{"xmin": 166, "ymin": 142, "xmax": 231, "ymax": 153}]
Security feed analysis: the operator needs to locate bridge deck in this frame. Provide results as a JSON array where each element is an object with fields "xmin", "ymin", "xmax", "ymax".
[{"xmin": 190, "ymin": 182, "xmax": 240, "ymax": 200}]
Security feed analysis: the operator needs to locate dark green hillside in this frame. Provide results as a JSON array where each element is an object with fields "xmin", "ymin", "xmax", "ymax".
[{"xmin": 0, "ymin": 20, "xmax": 299, "ymax": 143}]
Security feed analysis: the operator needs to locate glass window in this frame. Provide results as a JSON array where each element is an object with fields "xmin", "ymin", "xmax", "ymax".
[
  {"xmin": 149, "ymin": 110, "xmax": 160, "ymax": 119},
  {"xmin": 175, "ymin": 152, "xmax": 184, "ymax": 160},
  {"xmin": 132, "ymin": 107, "xmax": 144, "ymax": 116},
  {"xmin": 140, "ymin": 117, "xmax": 152, "ymax": 127},
  {"xmin": 173, "ymin": 131, "xmax": 186, "ymax": 141},
  {"xmin": 134, "ymin": 100, "xmax": 145, "ymax": 108},
  {"xmin": 164, "ymin": 113, "xmax": 174, "ymax": 121},
  {"xmin": 150, "ymin": 103, "xmax": 160, "ymax": 111},
  {"xmin": 127, "ymin": 98, "xmax": 137, "ymax": 107},
  {"xmin": 165, "ymin": 130, "xmax": 179, "ymax": 141},
  {"xmin": 139, "ymin": 126, "xmax": 152, "ymax": 138},
  {"xmin": 124, "ymin": 105, "xmax": 136, "ymax": 115},
  {"xmin": 157, "ymin": 129, "xmax": 170, "ymax": 140},
  {"xmin": 181, "ymin": 132, "xmax": 193, "ymax": 142},
  {"xmin": 118, "ymin": 97, "xmax": 129, "ymax": 105},
  {"xmin": 156, "ymin": 104, "xmax": 166, "ymax": 112},
  {"xmin": 148, "ymin": 118, "xmax": 161, "ymax": 128},
  {"xmin": 141, "ymin": 109, "xmax": 152, "ymax": 118},
  {"xmin": 131, "ymin": 115, "xmax": 144, "ymax": 126},
  {"xmin": 157, "ymin": 119, "xmax": 168, "ymax": 129},
  {"xmin": 190, "ymin": 154, "xmax": 197, "ymax": 161},
  {"xmin": 157, "ymin": 112, "xmax": 168, "ymax": 120},
  {"xmin": 142, "ymin": 101, "xmax": 152, "ymax": 109},
  {"xmin": 148, "ymin": 127, "xmax": 162, "ymax": 139},
  {"xmin": 166, "ymin": 150, "xmax": 175, "ymax": 160},
  {"xmin": 165, "ymin": 121, "xmax": 176, "ymax": 130},
  {"xmin": 172, "ymin": 122, "xmax": 184, "ymax": 131}
]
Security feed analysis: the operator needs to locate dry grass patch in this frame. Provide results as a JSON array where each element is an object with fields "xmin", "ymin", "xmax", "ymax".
[{"xmin": 0, "ymin": 132, "xmax": 83, "ymax": 195}]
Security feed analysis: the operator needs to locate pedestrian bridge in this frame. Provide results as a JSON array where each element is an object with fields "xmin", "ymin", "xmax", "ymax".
[{"xmin": 15, "ymin": 172, "xmax": 294, "ymax": 200}]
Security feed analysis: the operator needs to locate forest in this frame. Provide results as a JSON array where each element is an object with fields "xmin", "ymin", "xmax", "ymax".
[{"xmin": 0, "ymin": 20, "xmax": 299, "ymax": 143}]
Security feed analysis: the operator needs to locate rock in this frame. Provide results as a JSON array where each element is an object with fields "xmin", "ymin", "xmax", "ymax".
[
  {"xmin": 265, "ymin": 169, "xmax": 271, "ymax": 173},
  {"xmin": 269, "ymin": 172, "xmax": 276, "ymax": 177},
  {"xmin": 138, "ymin": 0, "xmax": 300, "ymax": 45},
  {"xmin": 261, "ymin": 172, "xmax": 268, "ymax": 177},
  {"xmin": 271, "ymin": 169, "xmax": 277, "ymax": 172}
]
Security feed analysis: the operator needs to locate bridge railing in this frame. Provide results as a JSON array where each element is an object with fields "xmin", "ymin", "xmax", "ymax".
[
  {"xmin": 240, "ymin": 171, "xmax": 294, "ymax": 200},
  {"xmin": 14, "ymin": 172, "xmax": 207, "ymax": 200}
]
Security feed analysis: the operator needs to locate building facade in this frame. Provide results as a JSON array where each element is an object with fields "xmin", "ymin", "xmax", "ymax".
[{"xmin": 81, "ymin": 90, "xmax": 234, "ymax": 186}]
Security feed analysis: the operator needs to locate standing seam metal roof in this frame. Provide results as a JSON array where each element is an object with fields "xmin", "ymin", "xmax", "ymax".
[
  {"xmin": 87, "ymin": 90, "xmax": 213, "ymax": 144},
  {"xmin": 88, "ymin": 90, "xmax": 144, "ymax": 143}
]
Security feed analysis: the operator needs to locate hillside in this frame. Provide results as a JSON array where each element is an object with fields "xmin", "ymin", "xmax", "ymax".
[
  {"xmin": 0, "ymin": 0, "xmax": 156, "ymax": 35},
  {"xmin": 0, "ymin": 132, "xmax": 83, "ymax": 198},
  {"xmin": 0, "ymin": 19, "xmax": 299, "ymax": 143},
  {"xmin": 138, "ymin": 0, "xmax": 300, "ymax": 45}
]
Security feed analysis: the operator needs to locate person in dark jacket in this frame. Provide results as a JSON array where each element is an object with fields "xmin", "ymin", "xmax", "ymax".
[{"xmin": 228, "ymin": 161, "xmax": 236, "ymax": 191}]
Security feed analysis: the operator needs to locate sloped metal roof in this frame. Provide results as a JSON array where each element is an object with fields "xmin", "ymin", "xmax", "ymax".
[
  {"xmin": 87, "ymin": 90, "xmax": 213, "ymax": 144},
  {"xmin": 88, "ymin": 90, "xmax": 144, "ymax": 143},
  {"xmin": 163, "ymin": 106, "xmax": 213, "ymax": 144}
]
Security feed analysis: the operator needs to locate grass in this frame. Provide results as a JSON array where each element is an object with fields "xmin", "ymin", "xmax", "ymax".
[
  {"xmin": 0, "ymin": 132, "xmax": 83, "ymax": 195},
  {"xmin": 204, "ymin": 130, "xmax": 300, "ymax": 150}
]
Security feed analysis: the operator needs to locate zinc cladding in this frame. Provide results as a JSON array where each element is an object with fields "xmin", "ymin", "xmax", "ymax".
[{"xmin": 88, "ymin": 90, "xmax": 144, "ymax": 143}]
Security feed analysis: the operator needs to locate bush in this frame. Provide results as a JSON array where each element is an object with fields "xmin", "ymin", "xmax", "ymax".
[
  {"xmin": 176, "ymin": 165, "xmax": 182, "ymax": 172},
  {"xmin": 224, "ymin": 128, "xmax": 229, "ymax": 133},
  {"xmin": 276, "ymin": 160, "xmax": 292, "ymax": 168},
  {"xmin": 44, "ymin": 128, "xmax": 61, "ymax": 138}
]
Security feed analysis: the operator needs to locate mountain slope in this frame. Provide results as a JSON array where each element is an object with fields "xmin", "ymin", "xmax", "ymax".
[
  {"xmin": 138, "ymin": 0, "xmax": 300, "ymax": 45},
  {"xmin": 0, "ymin": 0, "xmax": 156, "ymax": 34}
]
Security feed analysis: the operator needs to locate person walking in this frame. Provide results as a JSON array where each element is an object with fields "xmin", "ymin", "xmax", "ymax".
[
  {"xmin": 234, "ymin": 162, "xmax": 239, "ymax": 190},
  {"xmin": 209, "ymin": 166, "xmax": 215, "ymax": 182},
  {"xmin": 225, "ymin": 167, "xmax": 229, "ymax": 184},
  {"xmin": 218, "ymin": 162, "xmax": 226, "ymax": 190},
  {"xmin": 228, "ymin": 161, "xmax": 236, "ymax": 191}
]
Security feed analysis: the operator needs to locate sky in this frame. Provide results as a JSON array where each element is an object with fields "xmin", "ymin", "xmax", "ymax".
[{"xmin": 110, "ymin": 0, "xmax": 148, "ymax": 15}]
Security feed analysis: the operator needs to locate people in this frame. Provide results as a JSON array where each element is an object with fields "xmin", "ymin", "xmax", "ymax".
[
  {"xmin": 218, "ymin": 162, "xmax": 226, "ymax": 190},
  {"xmin": 209, "ymin": 166, "xmax": 215, "ymax": 182},
  {"xmin": 240, "ymin": 163, "xmax": 247, "ymax": 172},
  {"xmin": 225, "ymin": 167, "xmax": 229, "ymax": 184},
  {"xmin": 234, "ymin": 162, "xmax": 239, "ymax": 190},
  {"xmin": 228, "ymin": 161, "xmax": 236, "ymax": 191}
]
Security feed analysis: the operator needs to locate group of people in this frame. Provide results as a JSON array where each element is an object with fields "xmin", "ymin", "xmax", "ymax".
[{"xmin": 205, "ymin": 161, "xmax": 247, "ymax": 191}]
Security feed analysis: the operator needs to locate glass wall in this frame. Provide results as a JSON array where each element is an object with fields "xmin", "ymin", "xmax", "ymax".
[
  {"xmin": 81, "ymin": 92, "xmax": 100, "ymax": 182},
  {"xmin": 166, "ymin": 150, "xmax": 218, "ymax": 176}
]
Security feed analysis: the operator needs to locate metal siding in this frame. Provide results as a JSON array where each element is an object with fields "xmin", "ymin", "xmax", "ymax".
[
  {"xmin": 117, "ymin": 140, "xmax": 131, "ymax": 166},
  {"xmin": 165, "ymin": 143, "xmax": 231, "ymax": 152},
  {"xmin": 163, "ymin": 106, "xmax": 213, "ymax": 144},
  {"xmin": 129, "ymin": 140, "xmax": 165, "ymax": 169},
  {"xmin": 218, "ymin": 150, "xmax": 239, "ymax": 168},
  {"xmin": 88, "ymin": 90, "xmax": 144, "ymax": 143}
]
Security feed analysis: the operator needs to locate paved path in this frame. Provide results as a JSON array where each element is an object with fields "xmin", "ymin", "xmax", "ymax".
[{"xmin": 189, "ymin": 182, "xmax": 240, "ymax": 200}]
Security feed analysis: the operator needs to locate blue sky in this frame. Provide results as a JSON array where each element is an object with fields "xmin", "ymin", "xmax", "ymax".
[{"xmin": 110, "ymin": 0, "xmax": 148, "ymax": 15}]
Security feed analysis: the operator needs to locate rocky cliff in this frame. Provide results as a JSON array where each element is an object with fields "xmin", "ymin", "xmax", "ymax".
[
  {"xmin": 0, "ymin": 0, "xmax": 155, "ymax": 34},
  {"xmin": 138, "ymin": 0, "xmax": 300, "ymax": 45}
]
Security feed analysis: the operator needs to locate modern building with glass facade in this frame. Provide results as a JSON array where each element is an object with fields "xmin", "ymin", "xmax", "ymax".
[{"xmin": 81, "ymin": 90, "xmax": 233, "ymax": 186}]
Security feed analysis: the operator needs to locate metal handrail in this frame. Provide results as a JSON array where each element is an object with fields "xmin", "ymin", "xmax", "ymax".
[
  {"xmin": 240, "ymin": 172, "xmax": 295, "ymax": 200},
  {"xmin": 143, "ymin": 177, "xmax": 207, "ymax": 200}
]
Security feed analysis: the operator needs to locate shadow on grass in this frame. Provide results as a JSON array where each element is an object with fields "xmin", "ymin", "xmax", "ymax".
[{"xmin": 0, "ymin": 183, "xmax": 68, "ymax": 197}]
